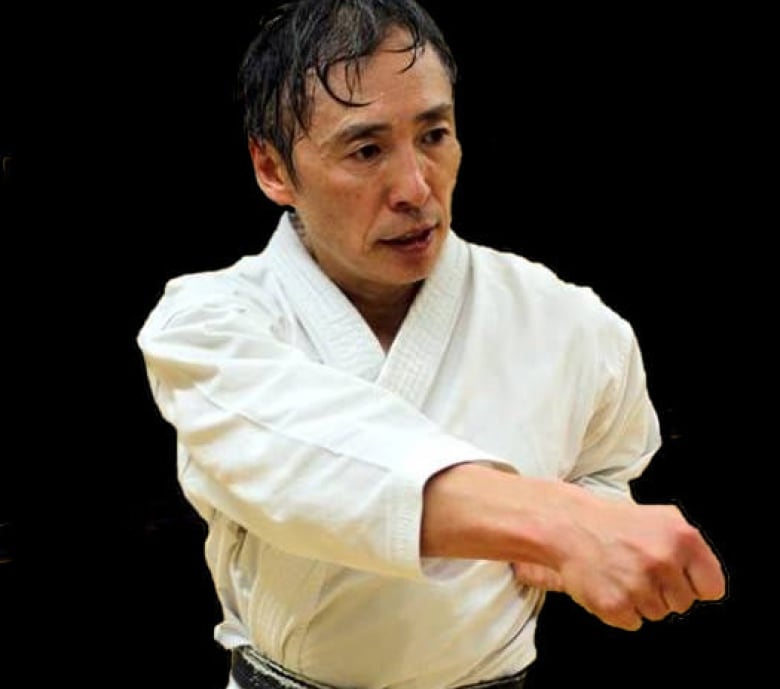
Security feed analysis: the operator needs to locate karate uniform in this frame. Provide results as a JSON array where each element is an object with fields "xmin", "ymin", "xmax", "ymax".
[{"xmin": 137, "ymin": 212, "xmax": 661, "ymax": 688}]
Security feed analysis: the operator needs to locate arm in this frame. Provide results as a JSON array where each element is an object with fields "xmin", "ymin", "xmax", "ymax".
[
  {"xmin": 567, "ymin": 324, "xmax": 661, "ymax": 499},
  {"xmin": 137, "ymin": 277, "xmax": 512, "ymax": 579},
  {"xmin": 421, "ymin": 462, "xmax": 726, "ymax": 631},
  {"xmin": 420, "ymin": 318, "xmax": 724, "ymax": 631}
]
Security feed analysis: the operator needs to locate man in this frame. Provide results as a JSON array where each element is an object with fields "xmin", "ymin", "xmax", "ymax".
[{"xmin": 137, "ymin": 1, "xmax": 726, "ymax": 687}]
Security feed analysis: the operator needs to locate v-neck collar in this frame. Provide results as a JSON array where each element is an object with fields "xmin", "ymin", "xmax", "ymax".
[{"xmin": 267, "ymin": 212, "xmax": 469, "ymax": 408}]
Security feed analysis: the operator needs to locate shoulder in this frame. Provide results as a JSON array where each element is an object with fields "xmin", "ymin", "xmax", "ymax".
[
  {"xmin": 466, "ymin": 241, "xmax": 636, "ymax": 353},
  {"xmin": 137, "ymin": 253, "xmax": 284, "ymax": 344},
  {"xmin": 468, "ymin": 243, "xmax": 620, "ymax": 316}
]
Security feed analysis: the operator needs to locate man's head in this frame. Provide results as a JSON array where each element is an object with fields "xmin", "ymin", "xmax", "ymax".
[
  {"xmin": 237, "ymin": 0, "xmax": 457, "ymax": 183},
  {"xmin": 238, "ymin": 0, "xmax": 462, "ymax": 302}
]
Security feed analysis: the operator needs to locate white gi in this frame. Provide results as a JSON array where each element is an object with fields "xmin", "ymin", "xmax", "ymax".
[{"xmin": 137, "ymin": 211, "xmax": 661, "ymax": 689}]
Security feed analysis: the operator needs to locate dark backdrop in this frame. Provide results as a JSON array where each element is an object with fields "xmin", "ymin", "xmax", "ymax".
[{"xmin": 3, "ymin": 2, "xmax": 762, "ymax": 687}]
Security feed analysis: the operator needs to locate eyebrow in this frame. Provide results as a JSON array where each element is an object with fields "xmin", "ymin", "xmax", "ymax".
[{"xmin": 329, "ymin": 103, "xmax": 455, "ymax": 147}]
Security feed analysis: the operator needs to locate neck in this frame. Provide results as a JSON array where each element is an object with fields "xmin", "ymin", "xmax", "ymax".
[
  {"xmin": 291, "ymin": 212, "xmax": 421, "ymax": 351},
  {"xmin": 345, "ymin": 282, "xmax": 421, "ymax": 351}
]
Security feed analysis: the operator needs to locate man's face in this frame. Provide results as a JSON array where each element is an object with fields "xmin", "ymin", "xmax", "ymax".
[{"xmin": 280, "ymin": 29, "xmax": 462, "ymax": 300}]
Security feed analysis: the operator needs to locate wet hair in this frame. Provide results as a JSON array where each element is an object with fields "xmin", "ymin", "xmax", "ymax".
[{"xmin": 236, "ymin": 0, "xmax": 457, "ymax": 184}]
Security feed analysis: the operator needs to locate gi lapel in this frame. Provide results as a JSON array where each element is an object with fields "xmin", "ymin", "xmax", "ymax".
[
  {"xmin": 267, "ymin": 212, "xmax": 470, "ymax": 410},
  {"xmin": 376, "ymin": 230, "xmax": 469, "ymax": 409},
  {"xmin": 267, "ymin": 213, "xmax": 386, "ymax": 381}
]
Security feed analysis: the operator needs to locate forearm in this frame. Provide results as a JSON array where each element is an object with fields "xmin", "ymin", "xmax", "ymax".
[
  {"xmin": 421, "ymin": 462, "xmax": 581, "ymax": 567},
  {"xmin": 421, "ymin": 462, "xmax": 726, "ymax": 631}
]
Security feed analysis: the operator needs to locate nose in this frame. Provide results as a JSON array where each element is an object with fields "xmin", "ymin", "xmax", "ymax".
[{"xmin": 386, "ymin": 146, "xmax": 431, "ymax": 212}]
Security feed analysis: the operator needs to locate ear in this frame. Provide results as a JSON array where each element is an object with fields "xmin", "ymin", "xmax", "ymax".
[{"xmin": 248, "ymin": 137, "xmax": 296, "ymax": 207}]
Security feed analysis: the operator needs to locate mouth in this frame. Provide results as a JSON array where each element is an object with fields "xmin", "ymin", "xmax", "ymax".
[{"xmin": 380, "ymin": 227, "xmax": 435, "ymax": 248}]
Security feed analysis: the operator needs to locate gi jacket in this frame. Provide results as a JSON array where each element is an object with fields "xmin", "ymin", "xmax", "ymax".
[{"xmin": 137, "ymin": 212, "xmax": 661, "ymax": 688}]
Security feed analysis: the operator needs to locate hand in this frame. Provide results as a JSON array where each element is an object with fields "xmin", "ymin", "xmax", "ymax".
[
  {"xmin": 536, "ymin": 490, "xmax": 726, "ymax": 631},
  {"xmin": 511, "ymin": 560, "xmax": 563, "ymax": 592}
]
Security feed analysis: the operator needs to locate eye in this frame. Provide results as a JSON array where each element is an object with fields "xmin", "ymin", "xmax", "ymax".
[
  {"xmin": 421, "ymin": 127, "xmax": 450, "ymax": 146},
  {"xmin": 350, "ymin": 143, "xmax": 382, "ymax": 162}
]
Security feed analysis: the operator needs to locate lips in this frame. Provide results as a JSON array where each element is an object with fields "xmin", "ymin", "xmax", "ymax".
[{"xmin": 381, "ymin": 227, "xmax": 435, "ymax": 246}]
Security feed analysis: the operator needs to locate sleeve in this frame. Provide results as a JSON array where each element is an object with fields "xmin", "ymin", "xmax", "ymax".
[
  {"xmin": 137, "ymin": 276, "xmax": 510, "ymax": 580},
  {"xmin": 567, "ymin": 319, "xmax": 662, "ymax": 501}
]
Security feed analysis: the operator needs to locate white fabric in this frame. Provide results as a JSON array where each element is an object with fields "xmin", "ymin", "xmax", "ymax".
[{"xmin": 138, "ymin": 212, "xmax": 661, "ymax": 689}]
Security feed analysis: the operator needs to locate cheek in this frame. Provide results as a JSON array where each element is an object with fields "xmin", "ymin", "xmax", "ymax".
[
  {"xmin": 433, "ymin": 149, "xmax": 462, "ymax": 196},
  {"xmin": 450, "ymin": 143, "xmax": 463, "ymax": 178},
  {"xmin": 301, "ymin": 181, "xmax": 355, "ymax": 222},
  {"xmin": 437, "ymin": 143, "xmax": 462, "ymax": 180},
  {"xmin": 317, "ymin": 172, "xmax": 372, "ymax": 207}
]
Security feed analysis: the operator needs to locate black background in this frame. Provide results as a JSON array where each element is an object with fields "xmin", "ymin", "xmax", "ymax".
[{"xmin": 2, "ymin": 2, "xmax": 765, "ymax": 687}]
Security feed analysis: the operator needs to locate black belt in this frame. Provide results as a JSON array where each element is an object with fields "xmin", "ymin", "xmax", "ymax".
[{"xmin": 231, "ymin": 646, "xmax": 528, "ymax": 689}]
